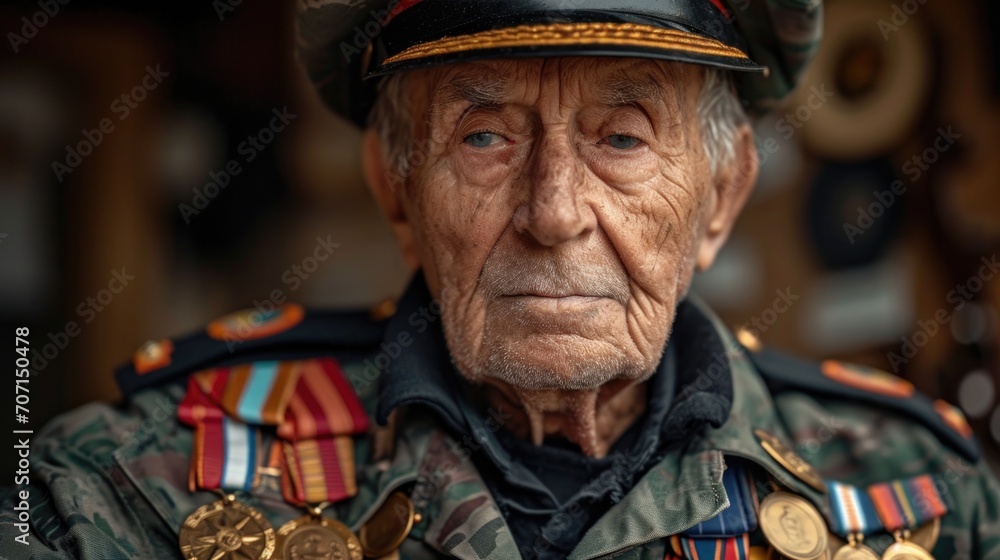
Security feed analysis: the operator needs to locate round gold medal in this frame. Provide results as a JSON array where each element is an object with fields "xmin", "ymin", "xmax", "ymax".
[
  {"xmin": 832, "ymin": 542, "xmax": 880, "ymax": 560},
  {"xmin": 179, "ymin": 496, "xmax": 276, "ymax": 560},
  {"xmin": 759, "ymin": 492, "xmax": 829, "ymax": 560},
  {"xmin": 909, "ymin": 518, "xmax": 941, "ymax": 552},
  {"xmin": 882, "ymin": 540, "xmax": 934, "ymax": 560},
  {"xmin": 275, "ymin": 514, "xmax": 362, "ymax": 560},
  {"xmin": 359, "ymin": 492, "xmax": 416, "ymax": 558}
]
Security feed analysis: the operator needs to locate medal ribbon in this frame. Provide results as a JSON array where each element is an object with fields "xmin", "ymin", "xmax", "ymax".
[
  {"xmin": 682, "ymin": 535, "xmax": 750, "ymax": 560},
  {"xmin": 179, "ymin": 358, "xmax": 369, "ymax": 504},
  {"xmin": 179, "ymin": 377, "xmax": 262, "ymax": 492},
  {"xmin": 826, "ymin": 481, "xmax": 881, "ymax": 537},
  {"xmin": 682, "ymin": 462, "xmax": 758, "ymax": 537},
  {"xmin": 866, "ymin": 474, "xmax": 949, "ymax": 532},
  {"xmin": 676, "ymin": 461, "xmax": 756, "ymax": 559}
]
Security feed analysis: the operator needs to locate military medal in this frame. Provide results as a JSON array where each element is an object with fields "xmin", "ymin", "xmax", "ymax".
[
  {"xmin": 180, "ymin": 492, "xmax": 276, "ymax": 560},
  {"xmin": 359, "ymin": 492, "xmax": 418, "ymax": 558},
  {"xmin": 867, "ymin": 475, "xmax": 947, "ymax": 560},
  {"xmin": 178, "ymin": 380, "xmax": 275, "ymax": 560},
  {"xmin": 276, "ymin": 437, "xmax": 365, "ymax": 560},
  {"xmin": 276, "ymin": 504, "xmax": 362, "ymax": 560},
  {"xmin": 826, "ymin": 481, "xmax": 881, "ymax": 560},
  {"xmin": 759, "ymin": 492, "xmax": 828, "ymax": 559},
  {"xmin": 830, "ymin": 534, "xmax": 879, "ymax": 560},
  {"xmin": 881, "ymin": 531, "xmax": 934, "ymax": 560},
  {"xmin": 755, "ymin": 429, "xmax": 826, "ymax": 493},
  {"xmin": 908, "ymin": 519, "xmax": 941, "ymax": 552},
  {"xmin": 178, "ymin": 359, "xmax": 376, "ymax": 560}
]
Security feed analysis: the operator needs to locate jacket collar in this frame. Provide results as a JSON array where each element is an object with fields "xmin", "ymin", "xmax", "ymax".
[
  {"xmin": 368, "ymin": 286, "xmax": 829, "ymax": 560},
  {"xmin": 571, "ymin": 298, "xmax": 828, "ymax": 558}
]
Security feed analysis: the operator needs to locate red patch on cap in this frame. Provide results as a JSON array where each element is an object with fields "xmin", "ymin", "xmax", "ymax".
[
  {"xmin": 708, "ymin": 0, "xmax": 731, "ymax": 19},
  {"xmin": 389, "ymin": 0, "xmax": 425, "ymax": 21}
]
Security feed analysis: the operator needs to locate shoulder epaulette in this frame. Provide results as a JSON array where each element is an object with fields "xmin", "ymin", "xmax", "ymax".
[
  {"xmin": 746, "ymin": 347, "xmax": 981, "ymax": 463},
  {"xmin": 115, "ymin": 303, "xmax": 388, "ymax": 398}
]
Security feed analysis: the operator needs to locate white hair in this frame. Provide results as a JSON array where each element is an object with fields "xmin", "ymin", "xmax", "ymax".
[{"xmin": 368, "ymin": 66, "xmax": 748, "ymax": 182}]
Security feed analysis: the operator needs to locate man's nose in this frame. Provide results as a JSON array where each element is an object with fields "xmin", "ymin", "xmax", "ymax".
[{"xmin": 513, "ymin": 133, "xmax": 596, "ymax": 246}]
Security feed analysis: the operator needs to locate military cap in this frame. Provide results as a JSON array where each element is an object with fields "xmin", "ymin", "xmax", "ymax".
[{"xmin": 296, "ymin": 0, "xmax": 823, "ymax": 126}]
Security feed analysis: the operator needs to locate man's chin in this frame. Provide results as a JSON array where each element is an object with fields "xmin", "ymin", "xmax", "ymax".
[{"xmin": 475, "ymin": 335, "xmax": 648, "ymax": 392}]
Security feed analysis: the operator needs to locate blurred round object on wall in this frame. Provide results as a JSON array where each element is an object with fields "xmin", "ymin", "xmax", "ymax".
[
  {"xmin": 805, "ymin": 159, "xmax": 904, "ymax": 270},
  {"xmin": 958, "ymin": 370, "xmax": 996, "ymax": 419},
  {"xmin": 934, "ymin": 148, "xmax": 1000, "ymax": 252},
  {"xmin": 788, "ymin": 0, "xmax": 933, "ymax": 161},
  {"xmin": 949, "ymin": 302, "xmax": 994, "ymax": 345}
]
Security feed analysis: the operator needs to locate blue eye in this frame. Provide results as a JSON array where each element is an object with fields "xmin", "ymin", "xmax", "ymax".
[
  {"xmin": 464, "ymin": 131, "xmax": 503, "ymax": 148},
  {"xmin": 605, "ymin": 134, "xmax": 641, "ymax": 150}
]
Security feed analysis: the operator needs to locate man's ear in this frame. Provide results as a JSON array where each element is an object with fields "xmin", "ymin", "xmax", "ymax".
[
  {"xmin": 362, "ymin": 130, "xmax": 420, "ymax": 271},
  {"xmin": 696, "ymin": 123, "xmax": 758, "ymax": 271}
]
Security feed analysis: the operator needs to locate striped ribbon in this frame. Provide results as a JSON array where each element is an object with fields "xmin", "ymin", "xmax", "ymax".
[
  {"xmin": 179, "ymin": 358, "xmax": 369, "ymax": 505},
  {"xmin": 867, "ymin": 474, "xmax": 949, "ymax": 532},
  {"xmin": 826, "ymin": 481, "xmax": 881, "ymax": 537},
  {"xmin": 683, "ymin": 462, "xmax": 758, "ymax": 537},
  {"xmin": 179, "ymin": 382, "xmax": 261, "ymax": 492},
  {"xmin": 673, "ymin": 461, "xmax": 756, "ymax": 560},
  {"xmin": 672, "ymin": 534, "xmax": 751, "ymax": 560}
]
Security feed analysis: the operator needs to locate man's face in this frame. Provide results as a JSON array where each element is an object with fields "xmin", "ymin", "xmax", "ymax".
[{"xmin": 377, "ymin": 57, "xmax": 737, "ymax": 393}]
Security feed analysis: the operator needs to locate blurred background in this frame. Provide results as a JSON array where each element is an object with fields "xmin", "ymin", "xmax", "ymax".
[{"xmin": 1, "ymin": 0, "xmax": 999, "ymax": 477}]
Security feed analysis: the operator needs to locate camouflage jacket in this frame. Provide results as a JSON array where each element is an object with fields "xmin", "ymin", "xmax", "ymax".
[{"xmin": 3, "ymin": 280, "xmax": 1000, "ymax": 560}]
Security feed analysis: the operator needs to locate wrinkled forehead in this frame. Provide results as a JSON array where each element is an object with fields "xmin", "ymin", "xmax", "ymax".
[{"xmin": 415, "ymin": 57, "xmax": 704, "ymax": 113}]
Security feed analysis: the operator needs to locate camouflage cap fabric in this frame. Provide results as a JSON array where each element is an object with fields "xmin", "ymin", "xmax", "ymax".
[{"xmin": 296, "ymin": 0, "xmax": 823, "ymax": 126}]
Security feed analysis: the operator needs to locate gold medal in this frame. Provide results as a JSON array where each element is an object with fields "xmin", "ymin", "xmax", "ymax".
[
  {"xmin": 908, "ymin": 518, "xmax": 941, "ymax": 553},
  {"xmin": 179, "ymin": 494, "xmax": 276, "ymax": 560},
  {"xmin": 275, "ymin": 505, "xmax": 362, "ymax": 560},
  {"xmin": 832, "ymin": 534, "xmax": 880, "ymax": 560},
  {"xmin": 755, "ymin": 429, "xmax": 826, "ymax": 493},
  {"xmin": 359, "ymin": 492, "xmax": 416, "ymax": 558},
  {"xmin": 882, "ymin": 530, "xmax": 935, "ymax": 560},
  {"xmin": 759, "ymin": 492, "xmax": 829, "ymax": 559}
]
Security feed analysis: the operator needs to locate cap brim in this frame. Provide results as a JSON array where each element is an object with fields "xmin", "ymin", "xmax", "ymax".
[{"xmin": 368, "ymin": 21, "xmax": 765, "ymax": 77}]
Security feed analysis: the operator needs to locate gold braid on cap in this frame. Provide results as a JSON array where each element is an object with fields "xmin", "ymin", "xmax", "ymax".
[{"xmin": 382, "ymin": 21, "xmax": 751, "ymax": 66}]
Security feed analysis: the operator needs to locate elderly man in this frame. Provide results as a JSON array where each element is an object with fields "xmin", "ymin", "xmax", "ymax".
[{"xmin": 4, "ymin": 1, "xmax": 1000, "ymax": 559}]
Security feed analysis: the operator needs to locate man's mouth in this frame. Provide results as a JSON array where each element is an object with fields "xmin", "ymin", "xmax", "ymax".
[{"xmin": 513, "ymin": 291, "xmax": 603, "ymax": 299}]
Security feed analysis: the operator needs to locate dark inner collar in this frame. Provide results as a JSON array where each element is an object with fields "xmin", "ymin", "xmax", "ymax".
[{"xmin": 376, "ymin": 273, "xmax": 734, "ymax": 452}]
